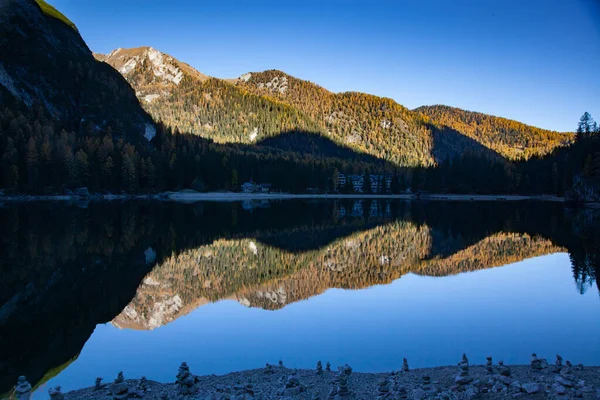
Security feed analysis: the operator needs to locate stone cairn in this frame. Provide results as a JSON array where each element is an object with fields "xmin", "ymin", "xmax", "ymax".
[
  {"xmin": 421, "ymin": 375, "xmax": 433, "ymax": 392},
  {"xmin": 316, "ymin": 361, "xmax": 323, "ymax": 375},
  {"xmin": 402, "ymin": 357, "xmax": 409, "ymax": 372},
  {"xmin": 281, "ymin": 369, "xmax": 305, "ymax": 396},
  {"xmin": 554, "ymin": 354, "xmax": 563, "ymax": 373},
  {"xmin": 530, "ymin": 353, "xmax": 543, "ymax": 371},
  {"xmin": 396, "ymin": 385, "xmax": 408, "ymax": 399},
  {"xmin": 554, "ymin": 360, "xmax": 575, "ymax": 389},
  {"xmin": 497, "ymin": 360, "xmax": 511, "ymax": 377},
  {"xmin": 328, "ymin": 379, "xmax": 337, "ymax": 400},
  {"xmin": 278, "ymin": 360, "xmax": 284, "ymax": 367},
  {"xmin": 485, "ymin": 356, "xmax": 494, "ymax": 374},
  {"xmin": 115, "ymin": 371, "xmax": 125, "ymax": 384},
  {"xmin": 454, "ymin": 353, "xmax": 473, "ymax": 386},
  {"xmin": 94, "ymin": 377, "xmax": 104, "ymax": 390},
  {"xmin": 176, "ymin": 361, "xmax": 198, "ymax": 395},
  {"xmin": 334, "ymin": 365, "xmax": 353, "ymax": 400},
  {"xmin": 14, "ymin": 376, "xmax": 32, "ymax": 400},
  {"xmin": 376, "ymin": 377, "xmax": 392, "ymax": 399},
  {"xmin": 138, "ymin": 376, "xmax": 149, "ymax": 392},
  {"xmin": 265, "ymin": 363, "xmax": 274, "ymax": 374},
  {"xmin": 48, "ymin": 386, "xmax": 64, "ymax": 400},
  {"xmin": 326, "ymin": 361, "xmax": 331, "ymax": 372}
]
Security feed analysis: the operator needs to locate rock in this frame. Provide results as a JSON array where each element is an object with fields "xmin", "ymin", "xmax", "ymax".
[
  {"xmin": 396, "ymin": 385, "xmax": 408, "ymax": 399},
  {"xmin": 555, "ymin": 376, "xmax": 574, "ymax": 388},
  {"xmin": 497, "ymin": 375, "xmax": 513, "ymax": 386},
  {"xmin": 497, "ymin": 360, "xmax": 511, "ymax": 376},
  {"xmin": 316, "ymin": 361, "xmax": 323, "ymax": 375},
  {"xmin": 464, "ymin": 386, "xmax": 478, "ymax": 399},
  {"xmin": 454, "ymin": 354, "xmax": 473, "ymax": 386},
  {"xmin": 334, "ymin": 365, "xmax": 352, "ymax": 399},
  {"xmin": 377, "ymin": 377, "xmax": 392, "ymax": 399},
  {"xmin": 115, "ymin": 371, "xmax": 125, "ymax": 383},
  {"xmin": 48, "ymin": 386, "xmax": 64, "ymax": 400},
  {"xmin": 522, "ymin": 382, "xmax": 543, "ymax": 394},
  {"xmin": 326, "ymin": 361, "xmax": 331, "ymax": 372},
  {"xmin": 402, "ymin": 358, "xmax": 409, "ymax": 372},
  {"xmin": 265, "ymin": 363, "xmax": 274, "ymax": 374},
  {"xmin": 485, "ymin": 356, "xmax": 494, "ymax": 374},
  {"xmin": 279, "ymin": 360, "xmax": 284, "ymax": 367},
  {"xmin": 454, "ymin": 375, "xmax": 473, "ymax": 385},
  {"xmin": 491, "ymin": 381, "xmax": 505, "ymax": 393},
  {"xmin": 530, "ymin": 353, "xmax": 542, "ymax": 371},
  {"xmin": 110, "ymin": 382, "xmax": 129, "ymax": 395},
  {"xmin": 95, "ymin": 377, "xmax": 104, "ymax": 390},
  {"xmin": 138, "ymin": 376, "xmax": 149, "ymax": 391},
  {"xmin": 554, "ymin": 355, "xmax": 563, "ymax": 372},
  {"xmin": 553, "ymin": 383, "xmax": 567, "ymax": 395},
  {"xmin": 328, "ymin": 380, "xmax": 337, "ymax": 399},
  {"xmin": 176, "ymin": 361, "xmax": 198, "ymax": 395},
  {"xmin": 14, "ymin": 376, "xmax": 32, "ymax": 400},
  {"xmin": 595, "ymin": 388, "xmax": 600, "ymax": 399}
]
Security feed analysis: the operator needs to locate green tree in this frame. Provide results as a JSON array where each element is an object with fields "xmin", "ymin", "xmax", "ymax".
[{"xmin": 577, "ymin": 112, "xmax": 596, "ymax": 141}]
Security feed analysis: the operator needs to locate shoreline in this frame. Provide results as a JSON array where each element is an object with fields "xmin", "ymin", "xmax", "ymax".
[
  {"xmin": 0, "ymin": 191, "xmax": 565, "ymax": 203},
  {"xmin": 27, "ymin": 360, "xmax": 600, "ymax": 399}
]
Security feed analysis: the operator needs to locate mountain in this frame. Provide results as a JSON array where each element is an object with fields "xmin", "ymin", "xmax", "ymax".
[
  {"xmin": 0, "ymin": 0, "xmax": 155, "ymax": 142},
  {"xmin": 99, "ymin": 48, "xmax": 568, "ymax": 167},
  {"xmin": 95, "ymin": 48, "xmax": 325, "ymax": 144},
  {"xmin": 416, "ymin": 105, "xmax": 573, "ymax": 160}
]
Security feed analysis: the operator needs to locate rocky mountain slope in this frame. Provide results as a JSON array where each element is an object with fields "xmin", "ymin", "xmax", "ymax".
[
  {"xmin": 95, "ymin": 48, "xmax": 324, "ymax": 145},
  {"xmin": 0, "ymin": 0, "xmax": 155, "ymax": 142}
]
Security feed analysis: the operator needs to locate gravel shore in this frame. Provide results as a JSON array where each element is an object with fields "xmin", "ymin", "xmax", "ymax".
[{"xmin": 31, "ymin": 357, "xmax": 600, "ymax": 400}]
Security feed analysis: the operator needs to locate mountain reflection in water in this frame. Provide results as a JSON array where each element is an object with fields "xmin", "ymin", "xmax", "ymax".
[{"xmin": 0, "ymin": 200, "xmax": 598, "ymax": 395}]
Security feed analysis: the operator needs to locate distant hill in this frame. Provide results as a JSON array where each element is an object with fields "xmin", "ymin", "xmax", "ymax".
[{"xmin": 416, "ymin": 105, "xmax": 573, "ymax": 160}]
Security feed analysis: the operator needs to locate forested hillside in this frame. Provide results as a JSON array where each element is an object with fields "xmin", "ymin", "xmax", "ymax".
[
  {"xmin": 416, "ymin": 105, "xmax": 572, "ymax": 160},
  {"xmin": 95, "ymin": 48, "xmax": 326, "ymax": 143}
]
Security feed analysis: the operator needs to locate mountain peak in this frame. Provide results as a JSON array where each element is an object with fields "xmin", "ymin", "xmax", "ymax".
[{"xmin": 97, "ymin": 46, "xmax": 208, "ymax": 86}]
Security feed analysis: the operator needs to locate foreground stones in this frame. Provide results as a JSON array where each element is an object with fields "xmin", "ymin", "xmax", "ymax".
[
  {"xmin": 14, "ymin": 376, "xmax": 32, "ymax": 400},
  {"xmin": 31, "ymin": 356, "xmax": 600, "ymax": 400},
  {"xmin": 175, "ymin": 362, "xmax": 198, "ymax": 395}
]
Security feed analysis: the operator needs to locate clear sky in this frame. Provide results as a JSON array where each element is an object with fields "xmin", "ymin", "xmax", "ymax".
[{"xmin": 49, "ymin": 0, "xmax": 600, "ymax": 132}]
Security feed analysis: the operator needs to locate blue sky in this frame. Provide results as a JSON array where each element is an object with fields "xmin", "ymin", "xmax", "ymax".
[{"xmin": 50, "ymin": 0, "xmax": 600, "ymax": 132}]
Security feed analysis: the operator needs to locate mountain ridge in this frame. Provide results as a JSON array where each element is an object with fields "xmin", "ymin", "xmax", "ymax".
[{"xmin": 97, "ymin": 46, "xmax": 571, "ymax": 166}]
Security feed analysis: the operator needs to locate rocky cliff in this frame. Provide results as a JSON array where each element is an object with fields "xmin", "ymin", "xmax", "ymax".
[{"xmin": 0, "ymin": 0, "xmax": 155, "ymax": 142}]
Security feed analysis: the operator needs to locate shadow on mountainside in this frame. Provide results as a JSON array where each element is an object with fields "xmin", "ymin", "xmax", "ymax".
[
  {"xmin": 429, "ymin": 123, "xmax": 504, "ymax": 164},
  {"xmin": 255, "ymin": 130, "xmax": 391, "ymax": 166}
]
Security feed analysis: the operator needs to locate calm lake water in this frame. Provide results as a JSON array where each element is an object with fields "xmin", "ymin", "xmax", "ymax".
[{"xmin": 0, "ymin": 200, "xmax": 598, "ymax": 398}]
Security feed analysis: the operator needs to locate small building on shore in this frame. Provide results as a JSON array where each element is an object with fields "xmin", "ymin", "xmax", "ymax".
[{"xmin": 241, "ymin": 181, "xmax": 272, "ymax": 193}]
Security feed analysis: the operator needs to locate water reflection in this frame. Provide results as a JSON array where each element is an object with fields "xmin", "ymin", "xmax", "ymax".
[{"xmin": 0, "ymin": 200, "xmax": 598, "ymax": 395}]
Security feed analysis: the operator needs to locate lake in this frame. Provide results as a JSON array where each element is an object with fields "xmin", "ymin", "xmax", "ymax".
[{"xmin": 0, "ymin": 199, "xmax": 598, "ymax": 398}]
